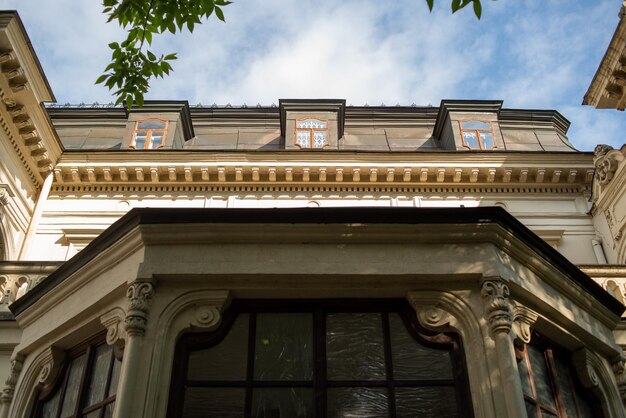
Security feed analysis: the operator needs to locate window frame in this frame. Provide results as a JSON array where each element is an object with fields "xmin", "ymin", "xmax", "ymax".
[
  {"xmin": 458, "ymin": 120, "xmax": 497, "ymax": 150},
  {"xmin": 294, "ymin": 118, "xmax": 329, "ymax": 149},
  {"xmin": 32, "ymin": 333, "xmax": 120, "ymax": 418},
  {"xmin": 167, "ymin": 299, "xmax": 474, "ymax": 418},
  {"xmin": 515, "ymin": 332, "xmax": 602, "ymax": 418},
  {"xmin": 130, "ymin": 119, "xmax": 168, "ymax": 150}
]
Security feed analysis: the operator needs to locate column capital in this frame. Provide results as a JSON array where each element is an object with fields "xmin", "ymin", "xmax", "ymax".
[
  {"xmin": 124, "ymin": 281, "xmax": 155, "ymax": 337},
  {"xmin": 481, "ymin": 278, "xmax": 513, "ymax": 337}
]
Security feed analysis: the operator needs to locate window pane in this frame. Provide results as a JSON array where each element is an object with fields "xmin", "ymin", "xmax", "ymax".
[
  {"xmin": 137, "ymin": 120, "xmax": 166, "ymax": 130},
  {"xmin": 296, "ymin": 131, "xmax": 310, "ymax": 147},
  {"xmin": 41, "ymin": 389, "xmax": 62, "ymax": 418},
  {"xmin": 254, "ymin": 313, "xmax": 313, "ymax": 381},
  {"xmin": 251, "ymin": 388, "xmax": 313, "ymax": 418},
  {"xmin": 312, "ymin": 132, "xmax": 327, "ymax": 148},
  {"xmin": 517, "ymin": 354, "xmax": 533, "ymax": 398},
  {"xmin": 60, "ymin": 353, "xmax": 88, "ymax": 418},
  {"xmin": 182, "ymin": 387, "xmax": 245, "ymax": 418},
  {"xmin": 326, "ymin": 313, "xmax": 386, "ymax": 380},
  {"xmin": 84, "ymin": 344, "xmax": 113, "ymax": 407},
  {"xmin": 297, "ymin": 119, "xmax": 326, "ymax": 129},
  {"xmin": 527, "ymin": 345, "xmax": 556, "ymax": 410},
  {"xmin": 107, "ymin": 357, "xmax": 122, "ymax": 397},
  {"xmin": 525, "ymin": 401, "xmax": 538, "ymax": 418},
  {"xmin": 480, "ymin": 132, "xmax": 494, "ymax": 149},
  {"xmin": 83, "ymin": 409, "xmax": 101, "ymax": 418},
  {"xmin": 552, "ymin": 354, "xmax": 579, "ymax": 418},
  {"xmin": 133, "ymin": 132, "xmax": 147, "ymax": 149},
  {"xmin": 327, "ymin": 387, "xmax": 388, "ymax": 418},
  {"xmin": 389, "ymin": 313, "xmax": 453, "ymax": 380},
  {"xmin": 150, "ymin": 133, "xmax": 164, "ymax": 148},
  {"xmin": 462, "ymin": 132, "xmax": 479, "ymax": 149},
  {"xmin": 103, "ymin": 402, "xmax": 115, "ymax": 418},
  {"xmin": 461, "ymin": 120, "xmax": 491, "ymax": 130},
  {"xmin": 187, "ymin": 314, "xmax": 248, "ymax": 381},
  {"xmin": 395, "ymin": 387, "xmax": 457, "ymax": 418}
]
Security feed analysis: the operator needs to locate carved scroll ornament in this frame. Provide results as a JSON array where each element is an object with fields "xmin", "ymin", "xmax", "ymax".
[
  {"xmin": 125, "ymin": 282, "xmax": 155, "ymax": 337},
  {"xmin": 481, "ymin": 279, "xmax": 513, "ymax": 336}
]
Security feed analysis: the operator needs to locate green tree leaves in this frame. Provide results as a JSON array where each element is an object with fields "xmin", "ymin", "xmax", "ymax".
[
  {"xmin": 97, "ymin": 0, "xmax": 231, "ymax": 107},
  {"xmin": 449, "ymin": 0, "xmax": 482, "ymax": 19}
]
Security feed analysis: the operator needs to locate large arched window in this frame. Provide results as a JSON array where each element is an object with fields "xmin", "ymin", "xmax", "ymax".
[{"xmin": 167, "ymin": 299, "xmax": 473, "ymax": 418}]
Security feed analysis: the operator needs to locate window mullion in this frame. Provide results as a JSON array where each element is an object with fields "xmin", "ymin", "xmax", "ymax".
[
  {"xmin": 314, "ymin": 307, "xmax": 327, "ymax": 418},
  {"xmin": 244, "ymin": 312, "xmax": 256, "ymax": 418},
  {"xmin": 381, "ymin": 312, "xmax": 396, "ymax": 418},
  {"xmin": 73, "ymin": 345, "xmax": 94, "ymax": 418},
  {"xmin": 545, "ymin": 349, "xmax": 568, "ymax": 418}
]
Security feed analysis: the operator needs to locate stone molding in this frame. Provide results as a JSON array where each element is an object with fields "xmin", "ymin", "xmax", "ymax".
[
  {"xmin": 612, "ymin": 357, "xmax": 626, "ymax": 410},
  {"xmin": 142, "ymin": 290, "xmax": 230, "ymax": 417},
  {"xmin": 124, "ymin": 281, "xmax": 155, "ymax": 337},
  {"xmin": 481, "ymin": 278, "xmax": 513, "ymax": 337},
  {"xmin": 573, "ymin": 348, "xmax": 626, "ymax": 418}
]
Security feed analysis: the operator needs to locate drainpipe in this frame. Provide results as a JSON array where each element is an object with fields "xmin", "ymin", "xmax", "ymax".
[
  {"xmin": 592, "ymin": 238, "xmax": 608, "ymax": 264},
  {"xmin": 18, "ymin": 172, "xmax": 53, "ymax": 260}
]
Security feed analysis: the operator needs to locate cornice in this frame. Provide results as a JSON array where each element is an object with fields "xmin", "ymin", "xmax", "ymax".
[
  {"xmin": 0, "ymin": 12, "xmax": 62, "ymax": 187},
  {"xmin": 50, "ymin": 151, "xmax": 595, "ymax": 191}
]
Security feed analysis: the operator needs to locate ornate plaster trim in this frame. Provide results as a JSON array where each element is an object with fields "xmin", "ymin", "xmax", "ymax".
[
  {"xmin": 612, "ymin": 357, "xmax": 626, "ymax": 410},
  {"xmin": 573, "ymin": 348, "xmax": 626, "ymax": 418},
  {"xmin": 36, "ymin": 347, "xmax": 64, "ymax": 390},
  {"xmin": 594, "ymin": 145, "xmax": 625, "ymax": 187}
]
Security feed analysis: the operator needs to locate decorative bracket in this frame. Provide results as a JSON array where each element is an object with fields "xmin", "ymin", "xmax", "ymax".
[
  {"xmin": 37, "ymin": 347, "xmax": 65, "ymax": 389},
  {"xmin": 101, "ymin": 307, "xmax": 127, "ymax": 360},
  {"xmin": 0, "ymin": 354, "xmax": 24, "ymax": 405},
  {"xmin": 512, "ymin": 304, "xmax": 539, "ymax": 344}
]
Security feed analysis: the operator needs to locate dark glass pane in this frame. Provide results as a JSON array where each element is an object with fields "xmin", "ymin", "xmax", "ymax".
[
  {"xmin": 389, "ymin": 313, "xmax": 453, "ymax": 380},
  {"xmin": 326, "ymin": 313, "xmax": 385, "ymax": 380},
  {"xmin": 525, "ymin": 401, "xmax": 538, "ymax": 418},
  {"xmin": 133, "ymin": 132, "xmax": 146, "ymax": 149},
  {"xmin": 60, "ymin": 353, "xmax": 88, "ymax": 418},
  {"xmin": 327, "ymin": 387, "xmax": 388, "ymax": 418},
  {"xmin": 462, "ymin": 132, "xmax": 479, "ymax": 149},
  {"xmin": 395, "ymin": 387, "xmax": 457, "ymax": 418},
  {"xmin": 527, "ymin": 345, "xmax": 556, "ymax": 410},
  {"xmin": 540, "ymin": 410, "xmax": 558, "ymax": 418},
  {"xmin": 461, "ymin": 120, "xmax": 491, "ymax": 130},
  {"xmin": 150, "ymin": 133, "xmax": 163, "ymax": 148},
  {"xmin": 137, "ymin": 120, "xmax": 166, "ymax": 130},
  {"xmin": 480, "ymin": 132, "xmax": 494, "ymax": 149},
  {"xmin": 254, "ymin": 313, "xmax": 313, "ymax": 381},
  {"xmin": 187, "ymin": 314, "xmax": 248, "ymax": 381},
  {"xmin": 575, "ymin": 380, "xmax": 601, "ymax": 418},
  {"xmin": 552, "ymin": 354, "xmax": 579, "ymax": 418},
  {"xmin": 103, "ymin": 402, "xmax": 115, "ymax": 418},
  {"xmin": 107, "ymin": 357, "xmax": 122, "ymax": 397},
  {"xmin": 251, "ymin": 388, "xmax": 313, "ymax": 418},
  {"xmin": 182, "ymin": 387, "xmax": 245, "ymax": 418},
  {"xmin": 84, "ymin": 344, "xmax": 113, "ymax": 407},
  {"xmin": 41, "ymin": 389, "xmax": 62, "ymax": 418},
  {"xmin": 82, "ymin": 409, "xmax": 100, "ymax": 418},
  {"xmin": 517, "ymin": 354, "xmax": 534, "ymax": 398}
]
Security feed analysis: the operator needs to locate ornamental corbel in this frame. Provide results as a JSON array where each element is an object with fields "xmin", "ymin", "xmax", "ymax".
[
  {"xmin": 0, "ymin": 354, "xmax": 24, "ymax": 405},
  {"xmin": 481, "ymin": 278, "xmax": 513, "ymax": 337},
  {"xmin": 124, "ymin": 281, "xmax": 155, "ymax": 337},
  {"xmin": 37, "ymin": 347, "xmax": 65, "ymax": 389},
  {"xmin": 101, "ymin": 307, "xmax": 127, "ymax": 359},
  {"xmin": 511, "ymin": 304, "xmax": 539, "ymax": 344},
  {"xmin": 415, "ymin": 306, "xmax": 455, "ymax": 332}
]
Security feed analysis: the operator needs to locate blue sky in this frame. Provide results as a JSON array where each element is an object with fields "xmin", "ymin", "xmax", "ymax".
[{"xmin": 5, "ymin": 0, "xmax": 626, "ymax": 150}]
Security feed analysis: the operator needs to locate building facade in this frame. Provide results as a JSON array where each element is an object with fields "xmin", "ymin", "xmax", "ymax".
[{"xmin": 0, "ymin": 10, "xmax": 626, "ymax": 418}]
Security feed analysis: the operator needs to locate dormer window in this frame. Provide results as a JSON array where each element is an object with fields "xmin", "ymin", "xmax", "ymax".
[
  {"xmin": 131, "ymin": 119, "xmax": 168, "ymax": 149},
  {"xmin": 296, "ymin": 119, "xmax": 328, "ymax": 149},
  {"xmin": 459, "ymin": 120, "xmax": 496, "ymax": 150}
]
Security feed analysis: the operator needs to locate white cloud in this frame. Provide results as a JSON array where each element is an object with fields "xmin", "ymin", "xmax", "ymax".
[{"xmin": 4, "ymin": 0, "xmax": 626, "ymax": 150}]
